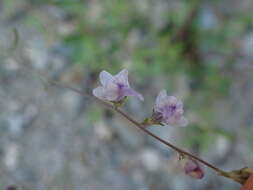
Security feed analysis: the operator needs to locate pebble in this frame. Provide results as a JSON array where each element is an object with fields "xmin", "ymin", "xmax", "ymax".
[
  {"xmin": 140, "ymin": 149, "xmax": 161, "ymax": 172},
  {"xmin": 4, "ymin": 143, "xmax": 20, "ymax": 170},
  {"xmin": 94, "ymin": 121, "xmax": 113, "ymax": 142}
]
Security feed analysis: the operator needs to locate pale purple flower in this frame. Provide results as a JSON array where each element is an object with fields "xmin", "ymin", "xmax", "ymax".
[
  {"xmin": 93, "ymin": 69, "xmax": 144, "ymax": 102},
  {"xmin": 153, "ymin": 90, "xmax": 188, "ymax": 127},
  {"xmin": 180, "ymin": 158, "xmax": 204, "ymax": 179}
]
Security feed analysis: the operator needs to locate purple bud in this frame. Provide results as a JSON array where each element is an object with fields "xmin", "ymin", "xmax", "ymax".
[
  {"xmin": 153, "ymin": 90, "xmax": 188, "ymax": 127},
  {"xmin": 180, "ymin": 158, "xmax": 204, "ymax": 179},
  {"xmin": 93, "ymin": 69, "xmax": 144, "ymax": 102}
]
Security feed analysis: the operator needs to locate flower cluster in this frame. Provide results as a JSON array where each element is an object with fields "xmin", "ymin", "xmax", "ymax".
[
  {"xmin": 93, "ymin": 69, "xmax": 203, "ymax": 179},
  {"xmin": 93, "ymin": 69, "xmax": 187, "ymax": 127}
]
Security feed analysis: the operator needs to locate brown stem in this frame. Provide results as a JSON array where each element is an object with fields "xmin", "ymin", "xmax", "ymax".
[
  {"xmin": 22, "ymin": 65, "xmax": 246, "ymax": 185},
  {"xmin": 114, "ymin": 107, "xmax": 223, "ymax": 173},
  {"xmin": 46, "ymin": 79, "xmax": 224, "ymax": 174}
]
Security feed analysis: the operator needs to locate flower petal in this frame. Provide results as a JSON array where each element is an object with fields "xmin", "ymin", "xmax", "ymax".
[
  {"xmin": 166, "ymin": 96, "xmax": 178, "ymax": 105},
  {"xmin": 176, "ymin": 100, "xmax": 183, "ymax": 109},
  {"xmin": 93, "ymin": 86, "xmax": 106, "ymax": 99},
  {"xmin": 114, "ymin": 69, "xmax": 129, "ymax": 87},
  {"xmin": 155, "ymin": 89, "xmax": 168, "ymax": 109},
  {"xmin": 99, "ymin": 71, "xmax": 114, "ymax": 86},
  {"xmin": 103, "ymin": 83, "xmax": 120, "ymax": 101},
  {"xmin": 123, "ymin": 88, "xmax": 144, "ymax": 101},
  {"xmin": 93, "ymin": 84, "xmax": 119, "ymax": 101},
  {"xmin": 177, "ymin": 117, "xmax": 188, "ymax": 127}
]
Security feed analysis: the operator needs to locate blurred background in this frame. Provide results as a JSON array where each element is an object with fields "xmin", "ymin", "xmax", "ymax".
[{"xmin": 0, "ymin": 0, "xmax": 253, "ymax": 189}]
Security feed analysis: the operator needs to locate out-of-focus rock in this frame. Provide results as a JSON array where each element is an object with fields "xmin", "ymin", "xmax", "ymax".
[
  {"xmin": 61, "ymin": 91, "xmax": 81, "ymax": 114},
  {"xmin": 4, "ymin": 143, "xmax": 20, "ymax": 171},
  {"xmin": 199, "ymin": 6, "xmax": 218, "ymax": 30},
  {"xmin": 242, "ymin": 32, "xmax": 253, "ymax": 58},
  {"xmin": 139, "ymin": 149, "xmax": 161, "ymax": 172},
  {"xmin": 24, "ymin": 37, "xmax": 49, "ymax": 70},
  {"xmin": 216, "ymin": 136, "xmax": 231, "ymax": 157},
  {"xmin": 3, "ymin": 58, "xmax": 20, "ymax": 73},
  {"xmin": 94, "ymin": 121, "xmax": 113, "ymax": 142},
  {"xmin": 111, "ymin": 116, "xmax": 145, "ymax": 148}
]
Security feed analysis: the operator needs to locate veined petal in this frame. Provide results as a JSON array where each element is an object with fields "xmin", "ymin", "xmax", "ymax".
[
  {"xmin": 100, "ymin": 71, "xmax": 114, "ymax": 86},
  {"xmin": 114, "ymin": 69, "xmax": 129, "ymax": 87}
]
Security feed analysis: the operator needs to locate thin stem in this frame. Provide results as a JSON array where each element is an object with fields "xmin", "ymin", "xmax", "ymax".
[
  {"xmin": 46, "ymin": 79, "xmax": 224, "ymax": 174},
  {"xmin": 27, "ymin": 66, "xmax": 226, "ymax": 174},
  {"xmin": 114, "ymin": 107, "xmax": 223, "ymax": 173},
  {"xmin": 23, "ymin": 65, "xmax": 246, "ymax": 185}
]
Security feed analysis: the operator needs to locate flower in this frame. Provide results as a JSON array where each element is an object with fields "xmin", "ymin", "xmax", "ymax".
[
  {"xmin": 180, "ymin": 158, "xmax": 204, "ymax": 179},
  {"xmin": 93, "ymin": 69, "xmax": 144, "ymax": 102},
  {"xmin": 153, "ymin": 89, "xmax": 188, "ymax": 127}
]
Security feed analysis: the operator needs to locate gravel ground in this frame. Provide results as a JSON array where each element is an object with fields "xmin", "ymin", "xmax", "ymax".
[{"xmin": 1, "ymin": 1, "xmax": 253, "ymax": 190}]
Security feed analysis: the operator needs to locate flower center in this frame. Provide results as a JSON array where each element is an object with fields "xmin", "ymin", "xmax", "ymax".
[
  {"xmin": 117, "ymin": 83, "xmax": 125, "ymax": 89},
  {"xmin": 169, "ymin": 105, "xmax": 177, "ymax": 112},
  {"xmin": 163, "ymin": 105, "xmax": 177, "ymax": 116},
  {"xmin": 115, "ymin": 83, "xmax": 126, "ymax": 100}
]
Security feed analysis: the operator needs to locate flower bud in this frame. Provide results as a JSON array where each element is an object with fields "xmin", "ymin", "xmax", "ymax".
[{"xmin": 180, "ymin": 157, "xmax": 204, "ymax": 179}]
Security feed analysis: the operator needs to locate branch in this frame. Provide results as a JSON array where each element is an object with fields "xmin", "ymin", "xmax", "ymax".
[
  {"xmin": 26, "ymin": 67, "xmax": 244, "ymax": 184},
  {"xmin": 47, "ymin": 78, "xmax": 223, "ymax": 174}
]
